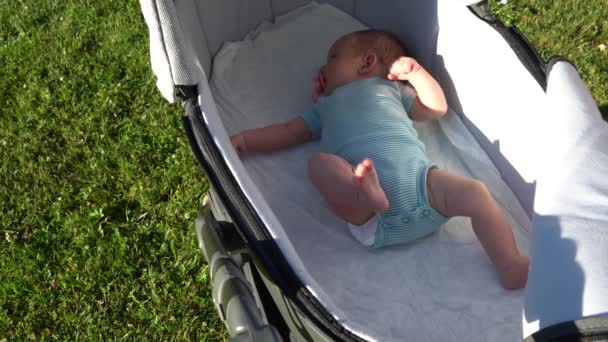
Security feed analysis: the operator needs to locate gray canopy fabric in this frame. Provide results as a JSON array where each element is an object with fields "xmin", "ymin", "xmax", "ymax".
[{"xmin": 140, "ymin": 0, "xmax": 206, "ymax": 101}]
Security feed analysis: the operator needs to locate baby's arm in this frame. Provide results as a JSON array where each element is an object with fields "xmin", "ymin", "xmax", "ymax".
[
  {"xmin": 388, "ymin": 57, "xmax": 448, "ymax": 121},
  {"xmin": 231, "ymin": 117, "xmax": 313, "ymax": 154}
]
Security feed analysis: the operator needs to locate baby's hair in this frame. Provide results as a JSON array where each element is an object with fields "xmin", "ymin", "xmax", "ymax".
[{"xmin": 347, "ymin": 29, "xmax": 408, "ymax": 67}]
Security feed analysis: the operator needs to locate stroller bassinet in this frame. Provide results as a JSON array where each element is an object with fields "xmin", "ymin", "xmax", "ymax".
[{"xmin": 140, "ymin": 1, "xmax": 608, "ymax": 341}]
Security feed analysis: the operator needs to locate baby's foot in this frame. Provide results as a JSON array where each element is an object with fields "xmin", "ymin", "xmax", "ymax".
[
  {"xmin": 354, "ymin": 159, "xmax": 389, "ymax": 213},
  {"xmin": 499, "ymin": 255, "xmax": 529, "ymax": 290}
]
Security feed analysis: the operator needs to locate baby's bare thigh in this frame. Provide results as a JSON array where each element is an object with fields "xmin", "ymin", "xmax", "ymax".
[{"xmin": 426, "ymin": 168, "xmax": 489, "ymax": 218}]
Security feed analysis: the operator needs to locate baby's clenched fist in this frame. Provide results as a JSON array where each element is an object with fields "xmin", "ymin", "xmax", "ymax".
[{"xmin": 388, "ymin": 57, "xmax": 422, "ymax": 81}]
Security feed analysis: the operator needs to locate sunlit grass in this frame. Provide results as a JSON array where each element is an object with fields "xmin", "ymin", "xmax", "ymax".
[{"xmin": 0, "ymin": 0, "xmax": 223, "ymax": 339}]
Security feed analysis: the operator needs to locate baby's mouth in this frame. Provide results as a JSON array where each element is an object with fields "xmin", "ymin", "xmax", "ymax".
[
  {"xmin": 313, "ymin": 70, "xmax": 327, "ymax": 101},
  {"xmin": 315, "ymin": 71, "xmax": 327, "ymax": 94},
  {"xmin": 319, "ymin": 72, "xmax": 327, "ymax": 94}
]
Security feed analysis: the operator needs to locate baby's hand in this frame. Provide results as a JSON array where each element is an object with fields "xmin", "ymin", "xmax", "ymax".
[
  {"xmin": 388, "ymin": 57, "xmax": 422, "ymax": 81},
  {"xmin": 230, "ymin": 133, "xmax": 247, "ymax": 154},
  {"xmin": 312, "ymin": 69, "xmax": 326, "ymax": 102}
]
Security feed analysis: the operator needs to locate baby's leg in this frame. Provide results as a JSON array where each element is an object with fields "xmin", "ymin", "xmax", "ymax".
[
  {"xmin": 307, "ymin": 153, "xmax": 389, "ymax": 225},
  {"xmin": 426, "ymin": 168, "xmax": 529, "ymax": 289}
]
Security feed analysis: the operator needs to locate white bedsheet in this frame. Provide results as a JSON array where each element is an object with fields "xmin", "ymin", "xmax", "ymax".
[{"xmin": 209, "ymin": 3, "xmax": 531, "ymax": 341}]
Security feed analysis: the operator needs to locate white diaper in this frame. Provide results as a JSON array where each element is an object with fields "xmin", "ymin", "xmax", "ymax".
[{"xmin": 348, "ymin": 216, "xmax": 378, "ymax": 247}]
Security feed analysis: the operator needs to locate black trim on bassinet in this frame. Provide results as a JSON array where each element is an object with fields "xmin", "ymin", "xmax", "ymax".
[
  {"xmin": 524, "ymin": 316, "xmax": 608, "ymax": 342},
  {"xmin": 181, "ymin": 89, "xmax": 368, "ymax": 342},
  {"xmin": 469, "ymin": 2, "xmax": 548, "ymax": 90}
]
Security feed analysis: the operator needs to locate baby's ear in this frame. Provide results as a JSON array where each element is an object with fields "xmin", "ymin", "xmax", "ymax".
[{"xmin": 359, "ymin": 53, "xmax": 378, "ymax": 74}]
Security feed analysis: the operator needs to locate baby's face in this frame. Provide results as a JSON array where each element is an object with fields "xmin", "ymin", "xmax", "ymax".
[{"xmin": 316, "ymin": 36, "xmax": 362, "ymax": 96}]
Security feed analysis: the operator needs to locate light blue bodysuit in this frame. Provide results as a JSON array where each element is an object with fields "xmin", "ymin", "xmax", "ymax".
[{"xmin": 301, "ymin": 77, "xmax": 447, "ymax": 248}]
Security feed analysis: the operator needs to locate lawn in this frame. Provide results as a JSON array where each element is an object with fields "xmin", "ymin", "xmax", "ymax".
[
  {"xmin": 0, "ymin": 0, "xmax": 223, "ymax": 340},
  {"xmin": 1, "ymin": 0, "xmax": 606, "ymax": 340},
  {"xmin": 489, "ymin": 0, "xmax": 608, "ymax": 116}
]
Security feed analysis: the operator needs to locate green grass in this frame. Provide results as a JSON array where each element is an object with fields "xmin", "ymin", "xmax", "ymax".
[
  {"xmin": 0, "ymin": 0, "xmax": 224, "ymax": 340},
  {"xmin": 489, "ymin": 0, "xmax": 608, "ymax": 117},
  {"xmin": 0, "ymin": 0, "xmax": 606, "ymax": 340}
]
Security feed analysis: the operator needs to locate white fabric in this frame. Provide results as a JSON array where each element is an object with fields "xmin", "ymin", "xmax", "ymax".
[
  {"xmin": 522, "ymin": 61, "xmax": 608, "ymax": 337},
  {"xmin": 348, "ymin": 216, "xmax": 377, "ymax": 247},
  {"xmin": 207, "ymin": 3, "xmax": 530, "ymax": 341}
]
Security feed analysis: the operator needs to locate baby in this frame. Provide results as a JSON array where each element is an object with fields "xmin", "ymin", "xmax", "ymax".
[{"xmin": 231, "ymin": 29, "xmax": 529, "ymax": 289}]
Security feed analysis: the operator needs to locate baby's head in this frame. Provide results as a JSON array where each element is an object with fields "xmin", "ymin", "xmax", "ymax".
[{"xmin": 317, "ymin": 29, "xmax": 407, "ymax": 96}]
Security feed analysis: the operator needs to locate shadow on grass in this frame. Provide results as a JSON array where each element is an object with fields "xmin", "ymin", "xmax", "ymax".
[
  {"xmin": 600, "ymin": 103, "xmax": 608, "ymax": 121},
  {"xmin": 104, "ymin": 199, "xmax": 141, "ymax": 224}
]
